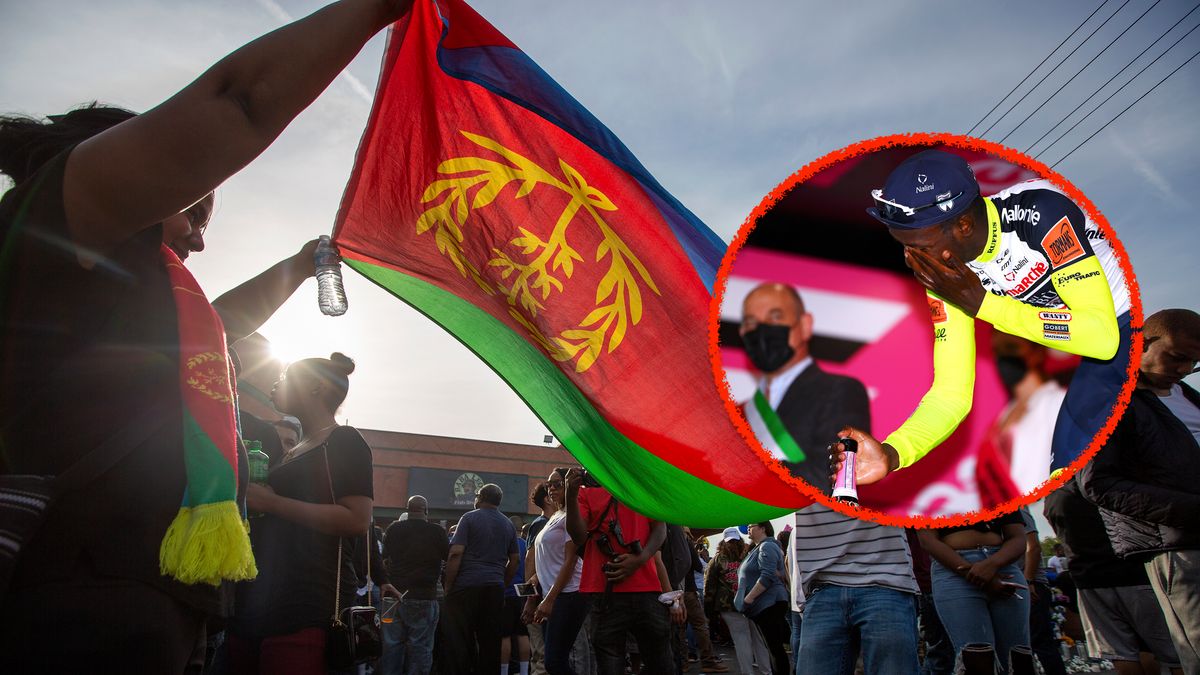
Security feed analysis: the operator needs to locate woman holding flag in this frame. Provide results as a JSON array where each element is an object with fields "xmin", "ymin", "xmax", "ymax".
[{"xmin": 0, "ymin": 1, "xmax": 412, "ymax": 672}]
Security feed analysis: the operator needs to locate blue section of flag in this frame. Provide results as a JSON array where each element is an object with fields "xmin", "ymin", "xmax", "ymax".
[{"xmin": 433, "ymin": 21, "xmax": 726, "ymax": 291}]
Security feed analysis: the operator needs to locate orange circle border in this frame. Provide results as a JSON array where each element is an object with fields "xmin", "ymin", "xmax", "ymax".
[{"xmin": 707, "ymin": 132, "xmax": 1143, "ymax": 529}]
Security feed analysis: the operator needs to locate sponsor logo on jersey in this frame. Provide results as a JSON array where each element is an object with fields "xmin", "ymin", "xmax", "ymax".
[
  {"xmin": 1041, "ymin": 217, "xmax": 1086, "ymax": 268},
  {"xmin": 1000, "ymin": 203, "xmax": 1041, "ymax": 226},
  {"xmin": 1028, "ymin": 287, "xmax": 1063, "ymax": 308},
  {"xmin": 1056, "ymin": 270, "xmax": 1100, "ymax": 285},
  {"xmin": 928, "ymin": 297, "xmax": 948, "ymax": 323},
  {"xmin": 935, "ymin": 327, "xmax": 947, "ymax": 342},
  {"xmin": 1002, "ymin": 257, "xmax": 1031, "ymax": 282},
  {"xmin": 1038, "ymin": 311, "xmax": 1072, "ymax": 322},
  {"xmin": 1043, "ymin": 323, "xmax": 1070, "ymax": 333},
  {"xmin": 1005, "ymin": 261, "xmax": 1048, "ymax": 296},
  {"xmin": 1043, "ymin": 331, "xmax": 1071, "ymax": 341}
]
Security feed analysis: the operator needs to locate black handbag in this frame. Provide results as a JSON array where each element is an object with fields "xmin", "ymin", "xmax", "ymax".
[
  {"xmin": 0, "ymin": 407, "xmax": 166, "ymax": 602},
  {"xmin": 323, "ymin": 448, "xmax": 381, "ymax": 668}
]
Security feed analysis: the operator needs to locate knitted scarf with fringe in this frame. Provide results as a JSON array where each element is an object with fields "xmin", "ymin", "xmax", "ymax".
[{"xmin": 158, "ymin": 245, "xmax": 257, "ymax": 586}]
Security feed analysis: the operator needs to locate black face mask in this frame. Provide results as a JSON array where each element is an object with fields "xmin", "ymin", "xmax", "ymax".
[
  {"xmin": 741, "ymin": 324, "xmax": 795, "ymax": 373},
  {"xmin": 995, "ymin": 355, "xmax": 1028, "ymax": 393}
]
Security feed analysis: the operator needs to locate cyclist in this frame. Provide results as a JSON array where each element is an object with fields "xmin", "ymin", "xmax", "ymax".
[{"xmin": 833, "ymin": 149, "xmax": 1131, "ymax": 488}]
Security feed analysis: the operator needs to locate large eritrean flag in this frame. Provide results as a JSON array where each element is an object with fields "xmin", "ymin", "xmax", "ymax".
[{"xmin": 333, "ymin": 0, "xmax": 807, "ymax": 525}]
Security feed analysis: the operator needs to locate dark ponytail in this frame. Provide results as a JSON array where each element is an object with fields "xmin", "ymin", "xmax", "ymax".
[{"xmin": 0, "ymin": 103, "xmax": 137, "ymax": 185}]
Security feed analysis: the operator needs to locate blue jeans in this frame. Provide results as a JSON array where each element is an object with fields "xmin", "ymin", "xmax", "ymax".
[
  {"xmin": 918, "ymin": 592, "xmax": 954, "ymax": 675},
  {"xmin": 381, "ymin": 598, "xmax": 439, "ymax": 675},
  {"xmin": 795, "ymin": 584, "xmax": 919, "ymax": 675},
  {"xmin": 931, "ymin": 548, "xmax": 1030, "ymax": 672},
  {"xmin": 789, "ymin": 609, "xmax": 802, "ymax": 673},
  {"xmin": 544, "ymin": 592, "xmax": 591, "ymax": 675}
]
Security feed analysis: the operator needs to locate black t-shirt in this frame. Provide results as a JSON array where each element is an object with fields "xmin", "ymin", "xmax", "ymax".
[
  {"xmin": 232, "ymin": 426, "xmax": 374, "ymax": 637},
  {"xmin": 1043, "ymin": 477, "xmax": 1148, "ymax": 589},
  {"xmin": 937, "ymin": 509, "xmax": 1023, "ymax": 539},
  {"xmin": 383, "ymin": 518, "xmax": 450, "ymax": 600},
  {"xmin": 0, "ymin": 149, "xmax": 219, "ymax": 613}
]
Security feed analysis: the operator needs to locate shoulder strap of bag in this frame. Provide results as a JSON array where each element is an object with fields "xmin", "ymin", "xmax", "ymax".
[
  {"xmin": 55, "ymin": 401, "xmax": 171, "ymax": 493},
  {"xmin": 324, "ymin": 447, "xmax": 345, "ymax": 624},
  {"xmin": 323, "ymin": 444, "xmax": 371, "ymax": 623}
]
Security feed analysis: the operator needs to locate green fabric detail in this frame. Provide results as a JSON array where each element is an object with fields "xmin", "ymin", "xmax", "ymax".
[
  {"xmin": 346, "ymin": 259, "xmax": 791, "ymax": 527},
  {"xmin": 752, "ymin": 390, "xmax": 806, "ymax": 463},
  {"xmin": 181, "ymin": 409, "xmax": 237, "ymax": 506}
]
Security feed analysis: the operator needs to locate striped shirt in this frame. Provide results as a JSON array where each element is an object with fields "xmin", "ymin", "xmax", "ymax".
[{"xmin": 790, "ymin": 503, "xmax": 919, "ymax": 602}]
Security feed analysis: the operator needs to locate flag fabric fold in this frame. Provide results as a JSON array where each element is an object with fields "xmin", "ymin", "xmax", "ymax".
[{"xmin": 334, "ymin": 0, "xmax": 808, "ymax": 525}]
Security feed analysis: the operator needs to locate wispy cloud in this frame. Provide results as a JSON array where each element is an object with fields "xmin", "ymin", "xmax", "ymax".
[{"xmin": 253, "ymin": 0, "xmax": 375, "ymax": 105}]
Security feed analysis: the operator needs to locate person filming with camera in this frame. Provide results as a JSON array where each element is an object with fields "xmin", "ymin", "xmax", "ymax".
[{"xmin": 563, "ymin": 468, "xmax": 676, "ymax": 675}]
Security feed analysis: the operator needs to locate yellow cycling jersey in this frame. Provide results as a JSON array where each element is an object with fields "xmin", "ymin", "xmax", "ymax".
[{"xmin": 884, "ymin": 180, "xmax": 1125, "ymax": 469}]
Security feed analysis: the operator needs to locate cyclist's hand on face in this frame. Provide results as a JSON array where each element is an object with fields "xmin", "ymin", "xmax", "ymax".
[{"xmin": 904, "ymin": 247, "xmax": 986, "ymax": 316}]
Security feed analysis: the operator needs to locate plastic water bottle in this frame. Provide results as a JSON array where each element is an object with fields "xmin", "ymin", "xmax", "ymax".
[
  {"xmin": 246, "ymin": 440, "xmax": 270, "ymax": 518},
  {"xmin": 314, "ymin": 235, "xmax": 348, "ymax": 316}
]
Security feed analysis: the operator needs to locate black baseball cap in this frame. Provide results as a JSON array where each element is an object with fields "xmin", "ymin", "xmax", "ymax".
[{"xmin": 866, "ymin": 149, "xmax": 979, "ymax": 229}]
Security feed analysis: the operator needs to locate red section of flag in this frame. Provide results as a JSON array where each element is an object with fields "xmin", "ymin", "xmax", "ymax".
[{"xmin": 334, "ymin": 0, "xmax": 806, "ymax": 507}]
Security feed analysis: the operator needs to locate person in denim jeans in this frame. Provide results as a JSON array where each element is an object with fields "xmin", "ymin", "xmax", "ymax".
[
  {"xmin": 381, "ymin": 496, "xmax": 448, "ymax": 675},
  {"xmin": 917, "ymin": 511, "xmax": 1031, "ymax": 673},
  {"xmin": 790, "ymin": 504, "xmax": 921, "ymax": 675}
]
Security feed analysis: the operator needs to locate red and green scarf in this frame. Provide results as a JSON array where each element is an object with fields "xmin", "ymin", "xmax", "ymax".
[{"xmin": 158, "ymin": 245, "xmax": 257, "ymax": 586}]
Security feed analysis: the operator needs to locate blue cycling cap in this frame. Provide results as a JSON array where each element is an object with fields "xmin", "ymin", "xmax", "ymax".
[{"xmin": 866, "ymin": 149, "xmax": 980, "ymax": 229}]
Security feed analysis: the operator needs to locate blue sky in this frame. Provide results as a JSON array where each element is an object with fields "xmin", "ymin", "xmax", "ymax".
[{"xmin": 2, "ymin": 0, "xmax": 1196, "ymax": 457}]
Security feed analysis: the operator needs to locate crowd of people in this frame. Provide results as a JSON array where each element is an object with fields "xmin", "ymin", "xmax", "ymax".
[{"xmin": 1, "ymin": 1, "xmax": 1198, "ymax": 674}]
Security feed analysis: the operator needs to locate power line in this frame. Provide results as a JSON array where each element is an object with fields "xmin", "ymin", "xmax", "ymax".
[
  {"xmin": 979, "ymin": 0, "xmax": 1134, "ymax": 138},
  {"xmin": 1036, "ymin": 18, "xmax": 1200, "ymax": 160},
  {"xmin": 1025, "ymin": 1, "xmax": 1200, "ymax": 155},
  {"xmin": 965, "ymin": 0, "xmax": 1113, "ymax": 136},
  {"xmin": 998, "ymin": 0, "xmax": 1164, "ymax": 145},
  {"xmin": 1049, "ymin": 45, "xmax": 1200, "ymax": 168}
]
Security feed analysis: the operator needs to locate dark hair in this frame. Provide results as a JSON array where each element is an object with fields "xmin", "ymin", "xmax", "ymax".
[
  {"xmin": 757, "ymin": 521, "xmax": 775, "ymax": 538},
  {"xmin": 531, "ymin": 482, "xmax": 549, "ymax": 510},
  {"xmin": 776, "ymin": 530, "xmax": 791, "ymax": 549},
  {"xmin": 479, "ymin": 483, "xmax": 504, "ymax": 507},
  {"xmin": 717, "ymin": 538, "xmax": 747, "ymax": 561},
  {"xmin": 1145, "ymin": 308, "xmax": 1200, "ymax": 344},
  {"xmin": 0, "ymin": 103, "xmax": 137, "ymax": 184},
  {"xmin": 292, "ymin": 352, "xmax": 356, "ymax": 411}
]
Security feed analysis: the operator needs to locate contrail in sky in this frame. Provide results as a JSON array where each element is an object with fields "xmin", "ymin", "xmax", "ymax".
[{"xmin": 254, "ymin": 0, "xmax": 376, "ymax": 105}]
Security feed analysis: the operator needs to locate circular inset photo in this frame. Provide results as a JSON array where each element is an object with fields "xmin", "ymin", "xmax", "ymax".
[{"xmin": 712, "ymin": 134, "xmax": 1140, "ymax": 524}]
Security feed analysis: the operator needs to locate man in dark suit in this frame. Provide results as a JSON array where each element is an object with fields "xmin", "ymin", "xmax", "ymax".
[{"xmin": 739, "ymin": 283, "xmax": 871, "ymax": 489}]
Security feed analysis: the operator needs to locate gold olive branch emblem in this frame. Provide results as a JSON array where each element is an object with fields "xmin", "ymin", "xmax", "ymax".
[
  {"xmin": 185, "ymin": 351, "xmax": 233, "ymax": 404},
  {"xmin": 416, "ymin": 131, "xmax": 659, "ymax": 372}
]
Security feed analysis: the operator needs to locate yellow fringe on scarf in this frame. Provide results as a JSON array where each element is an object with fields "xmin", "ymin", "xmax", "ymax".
[{"xmin": 159, "ymin": 501, "xmax": 258, "ymax": 586}]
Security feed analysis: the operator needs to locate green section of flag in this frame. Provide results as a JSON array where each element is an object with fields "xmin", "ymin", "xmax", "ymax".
[
  {"xmin": 181, "ymin": 409, "xmax": 237, "ymax": 506},
  {"xmin": 347, "ymin": 258, "xmax": 791, "ymax": 526},
  {"xmin": 752, "ymin": 391, "xmax": 806, "ymax": 463}
]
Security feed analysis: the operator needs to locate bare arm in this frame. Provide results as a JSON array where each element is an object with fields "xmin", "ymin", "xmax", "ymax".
[
  {"xmin": 63, "ymin": 0, "xmax": 411, "ymax": 257},
  {"xmin": 1023, "ymin": 532, "xmax": 1040, "ymax": 582},
  {"xmin": 444, "ymin": 544, "xmax": 465, "ymax": 593},
  {"xmin": 504, "ymin": 552, "xmax": 519, "ymax": 588},
  {"xmin": 249, "ymin": 487, "xmax": 371, "ymax": 537},
  {"xmin": 564, "ymin": 473, "xmax": 588, "ymax": 547},
  {"xmin": 213, "ymin": 239, "xmax": 319, "ymax": 343},
  {"xmin": 915, "ymin": 529, "xmax": 972, "ymax": 577}
]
